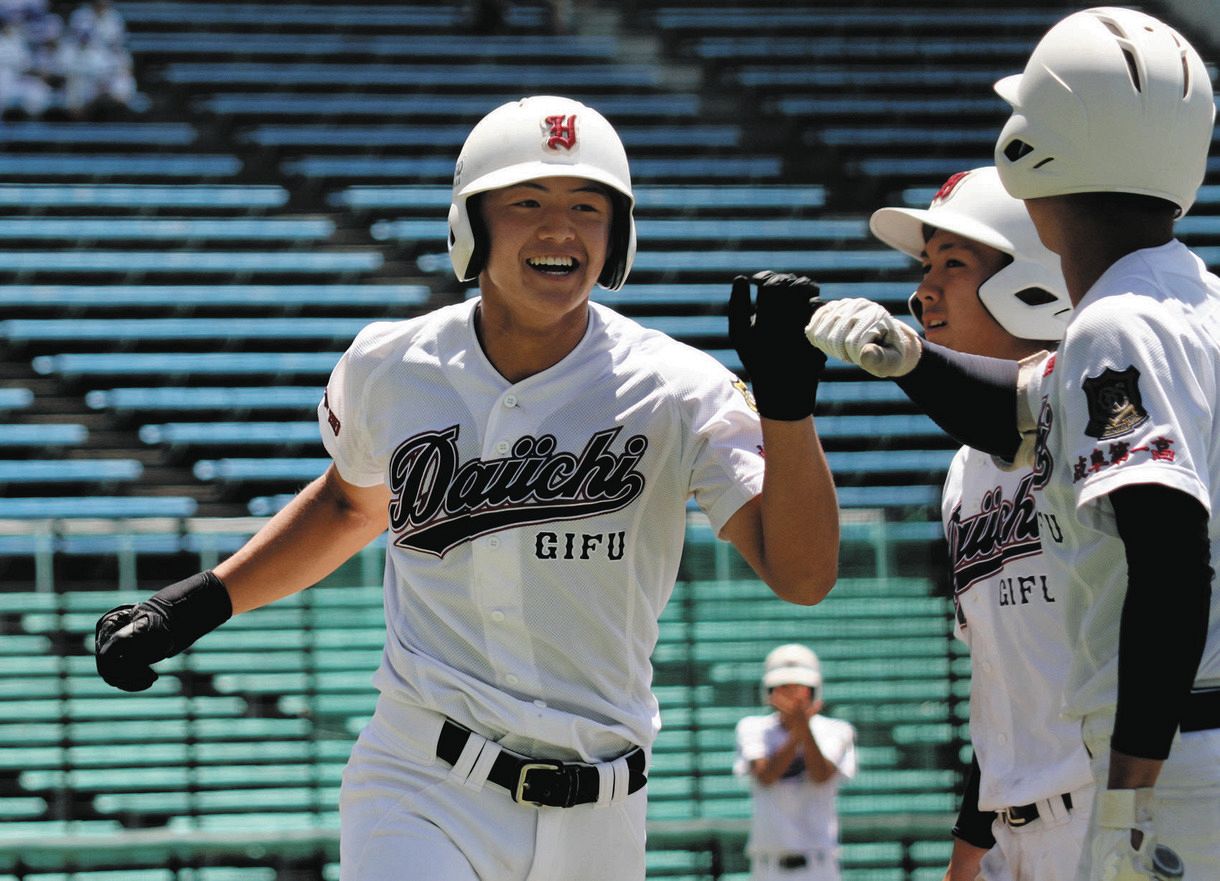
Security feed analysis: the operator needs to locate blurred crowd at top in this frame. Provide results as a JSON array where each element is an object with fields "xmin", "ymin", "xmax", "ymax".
[{"xmin": 0, "ymin": 0, "xmax": 141, "ymax": 119}]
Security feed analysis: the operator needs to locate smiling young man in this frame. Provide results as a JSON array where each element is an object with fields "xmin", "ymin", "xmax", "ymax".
[
  {"xmin": 872, "ymin": 167, "xmax": 1090, "ymax": 881},
  {"xmin": 92, "ymin": 95, "xmax": 840, "ymax": 881}
]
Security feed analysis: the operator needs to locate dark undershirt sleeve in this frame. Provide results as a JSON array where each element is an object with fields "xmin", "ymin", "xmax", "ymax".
[
  {"xmin": 894, "ymin": 342, "xmax": 1021, "ymax": 460},
  {"xmin": 1110, "ymin": 483, "xmax": 1213, "ymax": 759},
  {"xmin": 951, "ymin": 753, "xmax": 997, "ymax": 849}
]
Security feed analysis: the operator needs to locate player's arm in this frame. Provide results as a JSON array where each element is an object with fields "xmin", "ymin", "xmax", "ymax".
[
  {"xmin": 724, "ymin": 272, "xmax": 839, "ymax": 605},
  {"xmin": 805, "ymin": 298, "xmax": 1024, "ymax": 459},
  {"xmin": 215, "ymin": 464, "xmax": 389, "ymax": 613},
  {"xmin": 1107, "ymin": 482, "xmax": 1211, "ymax": 784},
  {"xmin": 95, "ymin": 465, "xmax": 389, "ymax": 691},
  {"xmin": 946, "ymin": 753, "xmax": 995, "ymax": 881}
]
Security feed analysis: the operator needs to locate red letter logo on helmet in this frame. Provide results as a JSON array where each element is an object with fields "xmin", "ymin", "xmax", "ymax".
[
  {"xmin": 931, "ymin": 171, "xmax": 971, "ymax": 207},
  {"xmin": 544, "ymin": 114, "xmax": 578, "ymax": 150}
]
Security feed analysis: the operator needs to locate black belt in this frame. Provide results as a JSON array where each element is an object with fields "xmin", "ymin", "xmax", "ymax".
[
  {"xmin": 436, "ymin": 720, "xmax": 647, "ymax": 808},
  {"xmin": 777, "ymin": 854, "xmax": 808, "ymax": 870},
  {"xmin": 1003, "ymin": 792, "xmax": 1073, "ymax": 827},
  {"xmin": 1181, "ymin": 688, "xmax": 1220, "ymax": 733}
]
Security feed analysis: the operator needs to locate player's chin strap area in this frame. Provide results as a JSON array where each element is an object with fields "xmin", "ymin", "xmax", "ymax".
[{"xmin": 436, "ymin": 719, "xmax": 647, "ymax": 808}]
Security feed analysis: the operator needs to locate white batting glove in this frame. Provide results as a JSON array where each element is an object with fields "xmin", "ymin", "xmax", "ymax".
[
  {"xmin": 804, "ymin": 298, "xmax": 922, "ymax": 378},
  {"xmin": 1089, "ymin": 789, "xmax": 1183, "ymax": 881}
]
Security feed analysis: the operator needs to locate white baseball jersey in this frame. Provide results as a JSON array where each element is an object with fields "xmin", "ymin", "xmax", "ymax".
[
  {"xmin": 319, "ymin": 298, "xmax": 766, "ymax": 761},
  {"xmin": 941, "ymin": 445, "xmax": 1093, "ymax": 810},
  {"xmin": 734, "ymin": 712, "xmax": 857, "ymax": 855},
  {"xmin": 1021, "ymin": 240, "xmax": 1220, "ymax": 723}
]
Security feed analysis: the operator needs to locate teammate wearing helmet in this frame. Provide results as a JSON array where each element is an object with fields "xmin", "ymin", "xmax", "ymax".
[
  {"xmin": 93, "ymin": 96, "xmax": 840, "ymax": 881},
  {"xmin": 735, "ymin": 644, "xmax": 857, "ymax": 881},
  {"xmin": 871, "ymin": 166, "xmax": 1091, "ymax": 881},
  {"xmin": 805, "ymin": 9, "xmax": 1220, "ymax": 880}
]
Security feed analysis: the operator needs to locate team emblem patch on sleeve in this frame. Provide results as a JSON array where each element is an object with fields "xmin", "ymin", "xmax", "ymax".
[
  {"xmin": 1082, "ymin": 366, "xmax": 1148, "ymax": 440},
  {"xmin": 732, "ymin": 378, "xmax": 758, "ymax": 414}
]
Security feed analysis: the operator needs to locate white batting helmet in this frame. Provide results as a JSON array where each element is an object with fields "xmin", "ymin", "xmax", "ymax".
[
  {"xmin": 762, "ymin": 644, "xmax": 822, "ymax": 691},
  {"xmin": 447, "ymin": 95, "xmax": 637, "ymax": 291},
  {"xmin": 870, "ymin": 167, "xmax": 1070, "ymax": 341},
  {"xmin": 994, "ymin": 7, "xmax": 1215, "ymax": 216}
]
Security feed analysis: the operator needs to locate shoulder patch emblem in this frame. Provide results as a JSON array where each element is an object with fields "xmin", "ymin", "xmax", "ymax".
[
  {"xmin": 732, "ymin": 378, "xmax": 758, "ymax": 414},
  {"xmin": 1082, "ymin": 366, "xmax": 1148, "ymax": 440}
]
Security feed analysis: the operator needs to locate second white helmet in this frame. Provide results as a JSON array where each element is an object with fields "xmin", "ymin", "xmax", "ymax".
[
  {"xmin": 447, "ymin": 95, "xmax": 637, "ymax": 291},
  {"xmin": 870, "ymin": 166, "xmax": 1071, "ymax": 341},
  {"xmin": 993, "ymin": 7, "xmax": 1215, "ymax": 216}
]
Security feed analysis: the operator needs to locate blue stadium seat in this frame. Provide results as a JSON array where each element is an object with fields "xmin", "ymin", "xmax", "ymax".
[
  {"xmin": 35, "ymin": 352, "xmax": 341, "ymax": 380},
  {"xmin": 122, "ymin": 3, "xmax": 545, "ymax": 30},
  {"xmin": 3, "ymin": 317, "xmax": 380, "ymax": 344},
  {"xmin": 0, "ymin": 251, "xmax": 382, "ymax": 274},
  {"xmin": 193, "ymin": 457, "xmax": 329, "ymax": 483},
  {"xmin": 131, "ymin": 32, "xmax": 619, "ymax": 58},
  {"xmin": 0, "ymin": 460, "xmax": 143, "ymax": 484},
  {"xmin": 0, "ymin": 388, "xmax": 34, "ymax": 411},
  {"xmin": 0, "ymin": 284, "xmax": 427, "ymax": 309},
  {"xmin": 690, "ymin": 36, "xmax": 1039, "ymax": 61},
  {"xmin": 0, "ymin": 155, "xmax": 242, "ymax": 178},
  {"xmin": 0, "ymin": 122, "xmax": 197, "ymax": 145},
  {"xmin": 0, "ymin": 218, "xmax": 335, "ymax": 242},
  {"xmin": 0, "ymin": 184, "xmax": 288, "ymax": 210},
  {"xmin": 87, "ymin": 386, "xmax": 321, "ymax": 413},
  {"xmin": 0, "ymin": 424, "xmax": 87, "ymax": 447},
  {"xmin": 140, "ymin": 422, "xmax": 320, "ymax": 447},
  {"xmin": 0, "ymin": 497, "xmax": 196, "ymax": 517}
]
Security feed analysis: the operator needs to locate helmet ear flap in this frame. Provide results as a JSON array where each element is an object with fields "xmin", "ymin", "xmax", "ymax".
[
  {"xmin": 464, "ymin": 193, "xmax": 489, "ymax": 281},
  {"xmin": 598, "ymin": 191, "xmax": 635, "ymax": 291}
]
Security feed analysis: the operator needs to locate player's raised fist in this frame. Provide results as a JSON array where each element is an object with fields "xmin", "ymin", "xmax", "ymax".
[
  {"xmin": 728, "ymin": 271, "xmax": 827, "ymax": 420},
  {"xmin": 94, "ymin": 570, "xmax": 233, "ymax": 692}
]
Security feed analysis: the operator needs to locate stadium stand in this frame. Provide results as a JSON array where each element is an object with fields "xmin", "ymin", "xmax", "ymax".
[{"xmin": 0, "ymin": 1, "xmax": 1214, "ymax": 879}]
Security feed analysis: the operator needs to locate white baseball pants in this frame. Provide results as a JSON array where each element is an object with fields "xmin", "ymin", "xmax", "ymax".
[{"xmin": 339, "ymin": 695, "xmax": 648, "ymax": 881}]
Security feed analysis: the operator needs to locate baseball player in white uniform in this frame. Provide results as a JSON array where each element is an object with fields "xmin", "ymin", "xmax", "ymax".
[
  {"xmin": 93, "ymin": 95, "xmax": 841, "ymax": 881},
  {"xmin": 871, "ymin": 166, "xmax": 1092, "ymax": 881},
  {"xmin": 735, "ymin": 644, "xmax": 857, "ymax": 881},
  {"xmin": 805, "ymin": 9, "xmax": 1220, "ymax": 880}
]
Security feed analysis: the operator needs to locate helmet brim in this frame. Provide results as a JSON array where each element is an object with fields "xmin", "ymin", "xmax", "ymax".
[
  {"xmin": 994, "ymin": 73, "xmax": 1022, "ymax": 107},
  {"xmin": 456, "ymin": 160, "xmax": 634, "ymax": 206},
  {"xmin": 870, "ymin": 205, "xmax": 1015, "ymax": 261}
]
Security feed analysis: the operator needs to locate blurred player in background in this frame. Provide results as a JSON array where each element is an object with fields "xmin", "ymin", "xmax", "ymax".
[
  {"xmin": 735, "ymin": 644, "xmax": 856, "ymax": 881},
  {"xmin": 94, "ymin": 95, "xmax": 840, "ymax": 881},
  {"xmin": 806, "ymin": 9, "xmax": 1220, "ymax": 879},
  {"xmin": 870, "ymin": 166, "xmax": 1091, "ymax": 881}
]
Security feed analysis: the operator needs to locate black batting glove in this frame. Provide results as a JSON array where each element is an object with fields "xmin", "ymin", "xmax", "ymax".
[
  {"xmin": 728, "ymin": 270, "xmax": 828, "ymax": 420},
  {"xmin": 95, "ymin": 570, "xmax": 233, "ymax": 692}
]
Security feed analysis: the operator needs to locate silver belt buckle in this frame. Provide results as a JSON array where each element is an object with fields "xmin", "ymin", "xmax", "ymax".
[{"xmin": 515, "ymin": 761, "xmax": 563, "ymax": 805}]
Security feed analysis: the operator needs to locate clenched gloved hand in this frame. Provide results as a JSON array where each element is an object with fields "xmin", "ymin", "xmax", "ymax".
[
  {"xmin": 95, "ymin": 570, "xmax": 233, "ymax": 692},
  {"xmin": 728, "ymin": 271, "xmax": 827, "ymax": 420},
  {"xmin": 804, "ymin": 297, "xmax": 922, "ymax": 378}
]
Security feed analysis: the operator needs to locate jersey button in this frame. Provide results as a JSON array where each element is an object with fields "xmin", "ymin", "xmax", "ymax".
[
  {"xmin": 495, "ymin": 441, "xmax": 510, "ymax": 455},
  {"xmin": 490, "ymin": 610, "xmax": 505, "ymax": 622},
  {"xmin": 533, "ymin": 700, "xmax": 547, "ymax": 708},
  {"xmin": 505, "ymin": 674, "xmax": 519, "ymax": 686},
  {"xmin": 503, "ymin": 394, "xmax": 518, "ymax": 408},
  {"xmin": 487, "ymin": 537, "xmax": 500, "ymax": 549}
]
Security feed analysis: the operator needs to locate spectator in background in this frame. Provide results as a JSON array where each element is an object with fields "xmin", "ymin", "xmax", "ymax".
[
  {"xmin": 68, "ymin": 0, "xmax": 124, "ymax": 47},
  {"xmin": 55, "ymin": 25, "xmax": 135, "ymax": 117},
  {"xmin": 735, "ymin": 644, "xmax": 857, "ymax": 881},
  {"xmin": 0, "ymin": 19, "xmax": 52, "ymax": 116}
]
